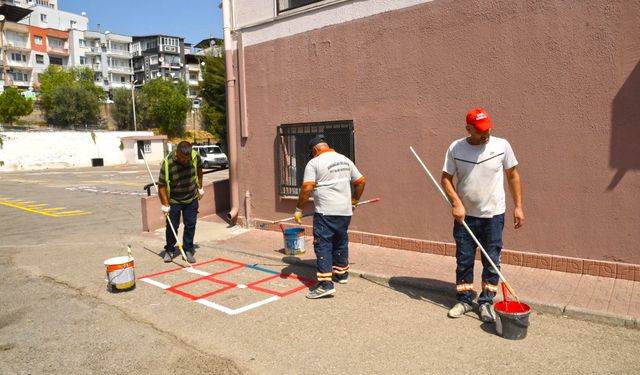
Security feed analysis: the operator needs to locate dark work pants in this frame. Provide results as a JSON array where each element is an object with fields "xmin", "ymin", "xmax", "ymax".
[
  {"xmin": 164, "ymin": 199, "xmax": 199, "ymax": 254},
  {"xmin": 453, "ymin": 214, "xmax": 504, "ymax": 305},
  {"xmin": 313, "ymin": 213, "xmax": 351, "ymax": 289}
]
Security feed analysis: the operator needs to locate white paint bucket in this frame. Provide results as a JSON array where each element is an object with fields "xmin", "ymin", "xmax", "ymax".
[
  {"xmin": 104, "ymin": 256, "xmax": 135, "ymax": 292},
  {"xmin": 283, "ymin": 228, "xmax": 306, "ymax": 256}
]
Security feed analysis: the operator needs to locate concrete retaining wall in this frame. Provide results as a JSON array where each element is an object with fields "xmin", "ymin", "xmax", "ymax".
[
  {"xmin": 141, "ymin": 179, "xmax": 230, "ymax": 232},
  {"xmin": 0, "ymin": 130, "xmax": 163, "ymax": 171}
]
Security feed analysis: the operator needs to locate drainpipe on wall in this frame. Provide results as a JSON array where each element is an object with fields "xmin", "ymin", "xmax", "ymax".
[
  {"xmin": 244, "ymin": 190, "xmax": 252, "ymax": 228},
  {"xmin": 223, "ymin": 0, "xmax": 240, "ymax": 224}
]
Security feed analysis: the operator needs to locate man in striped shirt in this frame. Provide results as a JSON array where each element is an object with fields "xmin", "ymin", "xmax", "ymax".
[
  {"xmin": 158, "ymin": 141, "xmax": 204, "ymax": 264},
  {"xmin": 295, "ymin": 135, "xmax": 366, "ymax": 299}
]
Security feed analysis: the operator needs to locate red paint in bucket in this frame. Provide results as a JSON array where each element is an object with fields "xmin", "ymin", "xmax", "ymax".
[
  {"xmin": 494, "ymin": 301, "xmax": 531, "ymax": 340},
  {"xmin": 494, "ymin": 301, "xmax": 530, "ymax": 314}
]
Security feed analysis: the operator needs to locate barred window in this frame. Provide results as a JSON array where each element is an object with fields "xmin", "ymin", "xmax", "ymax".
[
  {"xmin": 277, "ymin": 120, "xmax": 354, "ymax": 197},
  {"xmin": 277, "ymin": 0, "xmax": 324, "ymax": 13}
]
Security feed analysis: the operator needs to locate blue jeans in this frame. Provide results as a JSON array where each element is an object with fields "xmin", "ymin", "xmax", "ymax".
[
  {"xmin": 164, "ymin": 199, "xmax": 199, "ymax": 254},
  {"xmin": 453, "ymin": 214, "xmax": 504, "ymax": 305},
  {"xmin": 313, "ymin": 213, "xmax": 351, "ymax": 289}
]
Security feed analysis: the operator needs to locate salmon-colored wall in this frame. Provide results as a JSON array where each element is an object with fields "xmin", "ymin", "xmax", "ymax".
[
  {"xmin": 28, "ymin": 26, "xmax": 48, "ymax": 53},
  {"xmin": 234, "ymin": 0, "xmax": 640, "ymax": 264}
]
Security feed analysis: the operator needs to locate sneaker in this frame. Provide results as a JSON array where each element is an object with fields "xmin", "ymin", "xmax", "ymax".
[
  {"xmin": 333, "ymin": 276, "xmax": 349, "ymax": 284},
  {"xmin": 306, "ymin": 286, "xmax": 336, "ymax": 299},
  {"xmin": 163, "ymin": 251, "xmax": 173, "ymax": 263},
  {"xmin": 185, "ymin": 252, "xmax": 196, "ymax": 264},
  {"xmin": 479, "ymin": 303, "xmax": 496, "ymax": 323},
  {"xmin": 447, "ymin": 302, "xmax": 473, "ymax": 318}
]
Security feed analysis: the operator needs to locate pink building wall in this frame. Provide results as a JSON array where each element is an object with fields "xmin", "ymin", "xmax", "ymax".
[{"xmin": 231, "ymin": 0, "xmax": 640, "ymax": 265}]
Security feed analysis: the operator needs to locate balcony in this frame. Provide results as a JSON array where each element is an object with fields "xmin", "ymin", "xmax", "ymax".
[
  {"xmin": 92, "ymin": 63, "xmax": 102, "ymax": 71},
  {"xmin": 108, "ymin": 66, "xmax": 133, "ymax": 74},
  {"xmin": 5, "ymin": 42, "xmax": 30, "ymax": 53},
  {"xmin": 107, "ymin": 49, "xmax": 131, "ymax": 58},
  {"xmin": 84, "ymin": 47, "xmax": 102, "ymax": 55},
  {"xmin": 48, "ymin": 48, "xmax": 69, "ymax": 56}
]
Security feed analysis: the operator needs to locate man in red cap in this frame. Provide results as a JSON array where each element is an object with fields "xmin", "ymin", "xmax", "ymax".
[{"xmin": 440, "ymin": 108, "xmax": 524, "ymax": 323}]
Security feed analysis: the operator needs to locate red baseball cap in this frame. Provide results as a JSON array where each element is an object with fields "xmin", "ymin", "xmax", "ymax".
[{"xmin": 466, "ymin": 108, "xmax": 493, "ymax": 132}]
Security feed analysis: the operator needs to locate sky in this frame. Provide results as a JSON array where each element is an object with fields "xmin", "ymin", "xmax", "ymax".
[{"xmin": 56, "ymin": 0, "xmax": 223, "ymax": 45}]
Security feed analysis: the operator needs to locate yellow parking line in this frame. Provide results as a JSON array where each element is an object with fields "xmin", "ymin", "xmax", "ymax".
[
  {"xmin": 0, "ymin": 201, "xmax": 91, "ymax": 217},
  {"xmin": 0, "ymin": 201, "xmax": 63, "ymax": 217},
  {"xmin": 57, "ymin": 211, "xmax": 92, "ymax": 217},
  {"xmin": 85, "ymin": 180, "xmax": 143, "ymax": 187},
  {"xmin": 25, "ymin": 204, "xmax": 47, "ymax": 208}
]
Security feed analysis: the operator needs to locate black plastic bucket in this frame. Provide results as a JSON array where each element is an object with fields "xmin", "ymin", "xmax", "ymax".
[{"xmin": 494, "ymin": 301, "xmax": 531, "ymax": 340}]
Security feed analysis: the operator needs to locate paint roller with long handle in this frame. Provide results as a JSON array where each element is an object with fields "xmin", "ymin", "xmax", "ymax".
[
  {"xmin": 409, "ymin": 146, "xmax": 520, "ymax": 301},
  {"xmin": 259, "ymin": 198, "xmax": 381, "ymax": 227},
  {"xmin": 140, "ymin": 150, "xmax": 193, "ymax": 269}
]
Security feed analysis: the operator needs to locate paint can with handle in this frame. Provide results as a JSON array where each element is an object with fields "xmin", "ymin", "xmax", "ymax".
[
  {"xmin": 495, "ymin": 282, "xmax": 530, "ymax": 339},
  {"xmin": 104, "ymin": 256, "xmax": 136, "ymax": 292},
  {"xmin": 283, "ymin": 228, "xmax": 305, "ymax": 255}
]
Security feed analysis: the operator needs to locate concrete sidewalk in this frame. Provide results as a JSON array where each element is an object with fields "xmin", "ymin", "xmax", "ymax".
[{"xmin": 197, "ymin": 216, "xmax": 640, "ymax": 330}]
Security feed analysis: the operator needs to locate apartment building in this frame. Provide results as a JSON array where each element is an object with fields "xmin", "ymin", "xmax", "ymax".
[
  {"xmin": 131, "ymin": 35, "xmax": 185, "ymax": 85},
  {"xmin": 1, "ymin": 1, "xmax": 201, "ymax": 99},
  {"xmin": 80, "ymin": 30, "xmax": 133, "ymax": 94}
]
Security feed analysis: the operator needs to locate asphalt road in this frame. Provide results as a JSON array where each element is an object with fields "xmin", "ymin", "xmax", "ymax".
[{"xmin": 1, "ymin": 165, "xmax": 639, "ymax": 374}]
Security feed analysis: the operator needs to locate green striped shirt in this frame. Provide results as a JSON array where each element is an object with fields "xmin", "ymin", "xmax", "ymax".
[{"xmin": 158, "ymin": 151, "xmax": 203, "ymax": 204}]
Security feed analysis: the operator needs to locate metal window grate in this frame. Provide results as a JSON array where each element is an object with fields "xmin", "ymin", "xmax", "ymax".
[{"xmin": 277, "ymin": 120, "xmax": 354, "ymax": 197}]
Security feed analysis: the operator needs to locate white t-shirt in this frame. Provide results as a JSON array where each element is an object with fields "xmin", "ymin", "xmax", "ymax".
[
  {"xmin": 443, "ymin": 136, "xmax": 518, "ymax": 218},
  {"xmin": 303, "ymin": 149, "xmax": 364, "ymax": 216}
]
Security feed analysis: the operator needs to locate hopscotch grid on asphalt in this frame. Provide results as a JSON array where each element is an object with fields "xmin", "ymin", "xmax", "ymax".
[
  {"xmin": 138, "ymin": 257, "xmax": 316, "ymax": 315},
  {"xmin": 0, "ymin": 197, "xmax": 91, "ymax": 217}
]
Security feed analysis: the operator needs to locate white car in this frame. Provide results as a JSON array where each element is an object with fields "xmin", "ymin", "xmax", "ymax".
[{"xmin": 193, "ymin": 145, "xmax": 229, "ymax": 169}]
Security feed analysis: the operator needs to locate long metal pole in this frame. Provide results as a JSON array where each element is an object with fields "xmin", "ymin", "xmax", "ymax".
[
  {"xmin": 409, "ymin": 146, "xmax": 519, "ymax": 300},
  {"xmin": 131, "ymin": 80, "xmax": 137, "ymax": 131},
  {"xmin": 139, "ymin": 150, "xmax": 192, "ymax": 268}
]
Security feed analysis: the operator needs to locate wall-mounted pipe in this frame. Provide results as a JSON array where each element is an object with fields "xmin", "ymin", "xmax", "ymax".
[
  {"xmin": 223, "ymin": 0, "xmax": 240, "ymax": 223},
  {"xmin": 238, "ymin": 33, "xmax": 249, "ymax": 140}
]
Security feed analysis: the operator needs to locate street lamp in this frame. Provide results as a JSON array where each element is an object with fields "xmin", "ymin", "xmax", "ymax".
[{"xmin": 131, "ymin": 78, "xmax": 137, "ymax": 131}]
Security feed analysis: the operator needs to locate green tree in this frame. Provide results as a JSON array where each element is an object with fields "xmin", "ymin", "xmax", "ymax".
[
  {"xmin": 0, "ymin": 89, "xmax": 33, "ymax": 124},
  {"xmin": 38, "ymin": 66, "xmax": 104, "ymax": 127},
  {"xmin": 139, "ymin": 78, "xmax": 191, "ymax": 137},
  {"xmin": 111, "ymin": 88, "xmax": 134, "ymax": 130},
  {"xmin": 199, "ymin": 53, "xmax": 226, "ymax": 143}
]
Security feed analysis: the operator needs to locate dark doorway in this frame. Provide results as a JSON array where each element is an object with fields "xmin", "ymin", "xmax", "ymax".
[{"xmin": 137, "ymin": 141, "xmax": 144, "ymax": 160}]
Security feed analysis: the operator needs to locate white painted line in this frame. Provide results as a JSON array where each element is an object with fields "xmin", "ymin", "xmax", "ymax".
[
  {"xmin": 140, "ymin": 278, "xmax": 170, "ymax": 289},
  {"xmin": 195, "ymin": 299, "xmax": 236, "ymax": 315},
  {"xmin": 236, "ymin": 284, "xmax": 248, "ymax": 289},
  {"xmin": 184, "ymin": 268, "xmax": 211, "ymax": 277},
  {"xmin": 230, "ymin": 296, "xmax": 280, "ymax": 315}
]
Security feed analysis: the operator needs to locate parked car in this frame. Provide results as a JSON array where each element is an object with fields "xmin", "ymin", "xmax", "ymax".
[{"xmin": 193, "ymin": 145, "xmax": 229, "ymax": 169}]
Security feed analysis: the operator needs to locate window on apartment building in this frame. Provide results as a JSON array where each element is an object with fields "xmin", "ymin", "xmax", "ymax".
[
  {"xmin": 35, "ymin": 54, "xmax": 44, "ymax": 64},
  {"xmin": 70, "ymin": 20, "xmax": 77, "ymax": 29},
  {"xmin": 40, "ymin": 13, "xmax": 47, "ymax": 23},
  {"xmin": 10, "ymin": 71, "xmax": 29, "ymax": 82},
  {"xmin": 34, "ymin": 36, "xmax": 43, "ymax": 45},
  {"xmin": 149, "ymin": 55, "xmax": 158, "ymax": 65},
  {"xmin": 10, "ymin": 53, "xmax": 27, "ymax": 62},
  {"xmin": 144, "ymin": 40, "xmax": 157, "ymax": 50},
  {"xmin": 277, "ymin": 120, "xmax": 355, "ymax": 197},
  {"xmin": 277, "ymin": 0, "xmax": 324, "ymax": 13},
  {"xmin": 49, "ymin": 56, "xmax": 63, "ymax": 66},
  {"xmin": 79, "ymin": 56, "xmax": 86, "ymax": 65},
  {"xmin": 79, "ymin": 39, "xmax": 86, "ymax": 47},
  {"xmin": 49, "ymin": 38, "xmax": 64, "ymax": 50}
]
